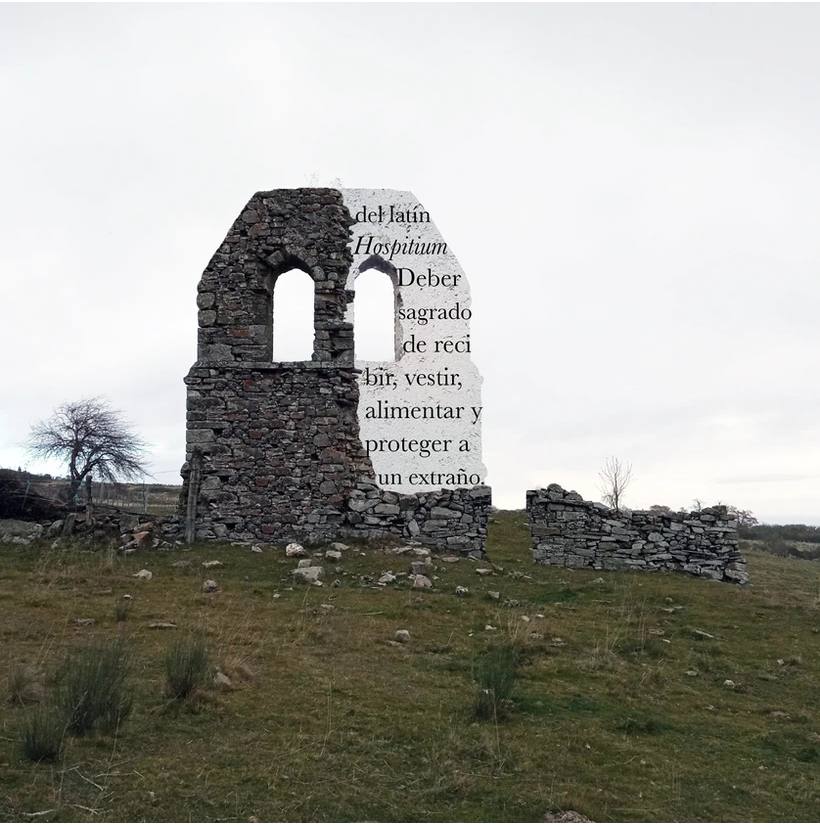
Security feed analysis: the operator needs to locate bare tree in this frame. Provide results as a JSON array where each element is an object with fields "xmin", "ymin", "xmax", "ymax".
[
  {"xmin": 27, "ymin": 398, "xmax": 148, "ymax": 502},
  {"xmin": 598, "ymin": 456, "xmax": 633, "ymax": 512},
  {"xmin": 726, "ymin": 505, "xmax": 759, "ymax": 528}
]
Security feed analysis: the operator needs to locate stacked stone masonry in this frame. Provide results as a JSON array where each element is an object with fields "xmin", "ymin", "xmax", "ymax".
[
  {"xmin": 180, "ymin": 188, "xmax": 490, "ymax": 554},
  {"xmin": 527, "ymin": 484, "xmax": 748, "ymax": 584}
]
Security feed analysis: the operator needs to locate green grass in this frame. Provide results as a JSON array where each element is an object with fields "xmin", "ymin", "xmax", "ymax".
[
  {"xmin": 0, "ymin": 511, "xmax": 817, "ymax": 820},
  {"xmin": 472, "ymin": 643, "xmax": 519, "ymax": 720},
  {"xmin": 56, "ymin": 639, "xmax": 133, "ymax": 736},
  {"xmin": 18, "ymin": 705, "xmax": 65, "ymax": 763},
  {"xmin": 164, "ymin": 634, "xmax": 209, "ymax": 699}
]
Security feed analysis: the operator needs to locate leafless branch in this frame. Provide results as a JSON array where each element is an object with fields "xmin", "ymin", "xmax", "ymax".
[
  {"xmin": 27, "ymin": 398, "xmax": 148, "ymax": 498},
  {"xmin": 598, "ymin": 456, "xmax": 633, "ymax": 512}
]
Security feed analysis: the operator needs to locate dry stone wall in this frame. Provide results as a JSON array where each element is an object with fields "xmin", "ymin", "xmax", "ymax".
[
  {"xmin": 180, "ymin": 188, "xmax": 490, "ymax": 554},
  {"xmin": 527, "ymin": 484, "xmax": 748, "ymax": 584}
]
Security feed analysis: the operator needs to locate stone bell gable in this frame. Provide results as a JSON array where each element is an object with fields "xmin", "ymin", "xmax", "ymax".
[{"xmin": 180, "ymin": 188, "xmax": 491, "ymax": 552}]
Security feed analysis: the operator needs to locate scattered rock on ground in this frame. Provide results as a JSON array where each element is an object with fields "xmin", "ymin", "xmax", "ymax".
[
  {"xmin": 202, "ymin": 579, "xmax": 219, "ymax": 593},
  {"xmin": 285, "ymin": 542, "xmax": 306, "ymax": 557},
  {"xmin": 74, "ymin": 618, "xmax": 95, "ymax": 626},
  {"xmin": 410, "ymin": 559, "xmax": 432, "ymax": 576},
  {"xmin": 543, "ymin": 811, "xmax": 590, "ymax": 823},
  {"xmin": 723, "ymin": 679, "xmax": 736, "ymax": 689},
  {"xmin": 475, "ymin": 568, "xmax": 493, "ymax": 576},
  {"xmin": 440, "ymin": 555, "xmax": 460, "ymax": 563},
  {"xmin": 394, "ymin": 629, "xmax": 411, "ymax": 643},
  {"xmin": 202, "ymin": 560, "xmax": 223, "ymax": 569},
  {"xmin": 293, "ymin": 566, "xmax": 324, "ymax": 585},
  {"xmin": 250, "ymin": 544, "xmax": 263, "ymax": 553},
  {"xmin": 0, "ymin": 519, "xmax": 44, "ymax": 545},
  {"xmin": 325, "ymin": 549, "xmax": 342, "ymax": 561},
  {"xmin": 378, "ymin": 571, "xmax": 397, "ymax": 585},
  {"xmin": 455, "ymin": 585, "xmax": 469, "ymax": 596},
  {"xmin": 213, "ymin": 670, "xmax": 233, "ymax": 690},
  {"xmin": 487, "ymin": 590, "xmax": 500, "ymax": 601},
  {"xmin": 149, "ymin": 621, "xmax": 177, "ymax": 630},
  {"xmin": 411, "ymin": 574, "xmax": 432, "ymax": 590},
  {"xmin": 330, "ymin": 542, "xmax": 349, "ymax": 552},
  {"xmin": 133, "ymin": 569, "xmax": 153, "ymax": 581}
]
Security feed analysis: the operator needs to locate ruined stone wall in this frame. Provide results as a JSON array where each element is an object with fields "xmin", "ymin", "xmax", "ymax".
[
  {"xmin": 527, "ymin": 484, "xmax": 748, "ymax": 583},
  {"xmin": 180, "ymin": 188, "xmax": 490, "ymax": 554}
]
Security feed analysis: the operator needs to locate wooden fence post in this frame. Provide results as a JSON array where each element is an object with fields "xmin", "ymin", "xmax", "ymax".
[{"xmin": 184, "ymin": 449, "xmax": 203, "ymax": 544}]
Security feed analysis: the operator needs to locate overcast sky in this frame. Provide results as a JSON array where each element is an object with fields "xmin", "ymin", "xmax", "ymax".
[{"xmin": 2, "ymin": 3, "xmax": 820, "ymax": 522}]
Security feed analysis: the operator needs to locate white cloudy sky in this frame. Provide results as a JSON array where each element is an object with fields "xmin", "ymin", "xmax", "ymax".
[{"xmin": 2, "ymin": 3, "xmax": 820, "ymax": 522}]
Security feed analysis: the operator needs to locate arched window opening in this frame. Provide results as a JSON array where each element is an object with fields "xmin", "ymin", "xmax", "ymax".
[
  {"xmin": 272, "ymin": 268, "xmax": 314, "ymax": 361},
  {"xmin": 354, "ymin": 268, "xmax": 396, "ymax": 362}
]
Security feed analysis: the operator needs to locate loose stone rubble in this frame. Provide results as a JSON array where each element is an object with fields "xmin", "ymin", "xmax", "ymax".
[{"xmin": 527, "ymin": 484, "xmax": 748, "ymax": 584}]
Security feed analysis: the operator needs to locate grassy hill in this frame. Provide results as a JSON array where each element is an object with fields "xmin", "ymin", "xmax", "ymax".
[{"xmin": 0, "ymin": 511, "xmax": 818, "ymax": 821}]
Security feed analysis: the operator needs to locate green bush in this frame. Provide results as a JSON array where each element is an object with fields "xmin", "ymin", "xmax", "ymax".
[
  {"xmin": 56, "ymin": 639, "xmax": 133, "ymax": 736},
  {"xmin": 7, "ymin": 664, "xmax": 42, "ymax": 706},
  {"xmin": 20, "ymin": 705, "xmax": 65, "ymax": 763},
  {"xmin": 473, "ymin": 644, "xmax": 519, "ymax": 720},
  {"xmin": 165, "ymin": 634, "xmax": 209, "ymax": 700}
]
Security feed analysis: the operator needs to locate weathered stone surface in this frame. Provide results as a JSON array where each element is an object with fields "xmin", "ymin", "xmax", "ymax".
[{"xmin": 527, "ymin": 485, "xmax": 747, "ymax": 584}]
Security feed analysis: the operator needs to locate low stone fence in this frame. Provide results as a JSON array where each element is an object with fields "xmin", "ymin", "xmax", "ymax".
[
  {"xmin": 527, "ymin": 484, "xmax": 748, "ymax": 584},
  {"xmin": 347, "ymin": 484, "xmax": 491, "ymax": 556},
  {"xmin": 0, "ymin": 507, "xmax": 183, "ymax": 549}
]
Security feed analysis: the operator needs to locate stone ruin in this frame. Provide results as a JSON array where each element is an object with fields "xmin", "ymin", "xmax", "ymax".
[
  {"xmin": 179, "ymin": 188, "xmax": 491, "ymax": 554},
  {"xmin": 527, "ymin": 484, "xmax": 748, "ymax": 584}
]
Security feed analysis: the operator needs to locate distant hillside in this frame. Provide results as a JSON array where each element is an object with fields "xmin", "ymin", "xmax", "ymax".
[{"xmin": 0, "ymin": 468, "xmax": 181, "ymax": 516}]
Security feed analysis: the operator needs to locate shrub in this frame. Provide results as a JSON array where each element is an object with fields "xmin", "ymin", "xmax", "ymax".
[
  {"xmin": 7, "ymin": 664, "xmax": 42, "ymax": 706},
  {"xmin": 20, "ymin": 705, "xmax": 65, "ymax": 763},
  {"xmin": 765, "ymin": 538, "xmax": 800, "ymax": 558},
  {"xmin": 56, "ymin": 639, "xmax": 133, "ymax": 736},
  {"xmin": 473, "ymin": 643, "xmax": 519, "ymax": 720},
  {"xmin": 165, "ymin": 634, "xmax": 209, "ymax": 700}
]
